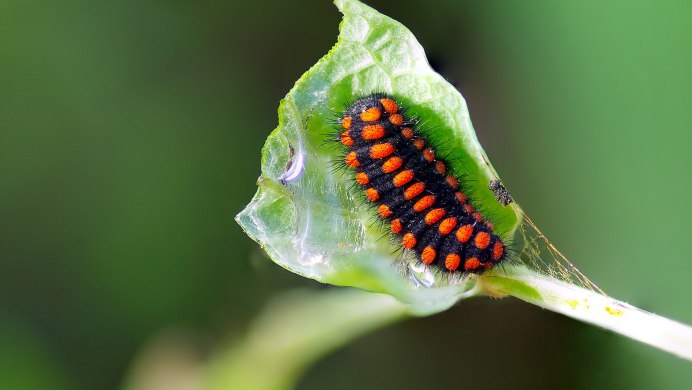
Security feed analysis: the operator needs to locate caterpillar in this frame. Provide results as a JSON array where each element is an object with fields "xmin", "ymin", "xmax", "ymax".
[{"xmin": 336, "ymin": 94, "xmax": 506, "ymax": 273}]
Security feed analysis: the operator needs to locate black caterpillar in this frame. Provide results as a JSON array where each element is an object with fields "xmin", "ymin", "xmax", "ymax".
[{"xmin": 337, "ymin": 94, "xmax": 506, "ymax": 273}]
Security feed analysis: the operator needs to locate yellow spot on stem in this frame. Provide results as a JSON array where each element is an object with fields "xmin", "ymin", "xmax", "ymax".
[{"xmin": 605, "ymin": 306, "xmax": 624, "ymax": 316}]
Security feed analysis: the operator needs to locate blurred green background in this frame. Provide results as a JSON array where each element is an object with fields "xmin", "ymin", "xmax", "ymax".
[{"xmin": 1, "ymin": 0, "xmax": 691, "ymax": 389}]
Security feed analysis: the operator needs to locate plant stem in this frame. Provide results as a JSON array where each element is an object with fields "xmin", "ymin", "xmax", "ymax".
[
  {"xmin": 482, "ymin": 266, "xmax": 692, "ymax": 361},
  {"xmin": 205, "ymin": 289, "xmax": 408, "ymax": 390}
]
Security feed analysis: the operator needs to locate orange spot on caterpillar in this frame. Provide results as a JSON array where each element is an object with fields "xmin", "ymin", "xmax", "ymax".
[
  {"xmin": 412, "ymin": 138, "xmax": 425, "ymax": 150},
  {"xmin": 340, "ymin": 130, "xmax": 353, "ymax": 146},
  {"xmin": 423, "ymin": 147, "xmax": 435, "ymax": 162},
  {"xmin": 401, "ymin": 127, "xmax": 413, "ymax": 139},
  {"xmin": 438, "ymin": 217, "xmax": 458, "ymax": 235},
  {"xmin": 445, "ymin": 254, "xmax": 461, "ymax": 271},
  {"xmin": 393, "ymin": 170, "xmax": 414, "ymax": 187},
  {"xmin": 370, "ymin": 143, "xmax": 395, "ymax": 159},
  {"xmin": 345, "ymin": 152, "xmax": 360, "ymax": 167},
  {"xmin": 404, "ymin": 182, "xmax": 425, "ymax": 200},
  {"xmin": 455, "ymin": 192, "xmax": 467, "ymax": 203},
  {"xmin": 341, "ymin": 116, "xmax": 352, "ymax": 129},
  {"xmin": 456, "ymin": 225, "xmax": 474, "ymax": 243},
  {"xmin": 360, "ymin": 107, "xmax": 381, "ymax": 122},
  {"xmin": 378, "ymin": 204, "xmax": 392, "ymax": 218},
  {"xmin": 474, "ymin": 231, "xmax": 491, "ymax": 249},
  {"xmin": 382, "ymin": 156, "xmax": 403, "ymax": 173},
  {"xmin": 413, "ymin": 195, "xmax": 435, "ymax": 212},
  {"xmin": 402, "ymin": 232, "xmax": 417, "ymax": 249},
  {"xmin": 445, "ymin": 175, "xmax": 459, "ymax": 189},
  {"xmin": 485, "ymin": 221, "xmax": 494, "ymax": 230},
  {"xmin": 389, "ymin": 114, "xmax": 403, "ymax": 125},
  {"xmin": 355, "ymin": 172, "xmax": 369, "ymax": 185},
  {"xmin": 492, "ymin": 240, "xmax": 504, "ymax": 261},
  {"xmin": 390, "ymin": 218, "xmax": 402, "ymax": 234},
  {"xmin": 421, "ymin": 246, "xmax": 436, "ymax": 264},
  {"xmin": 366, "ymin": 188, "xmax": 379, "ymax": 201},
  {"xmin": 472, "ymin": 212, "xmax": 483, "ymax": 222},
  {"xmin": 435, "ymin": 161, "xmax": 446, "ymax": 174},
  {"xmin": 463, "ymin": 203, "xmax": 474, "ymax": 214},
  {"xmin": 424, "ymin": 208, "xmax": 446, "ymax": 225},
  {"xmin": 463, "ymin": 257, "xmax": 480, "ymax": 270},
  {"xmin": 362, "ymin": 124, "xmax": 386, "ymax": 140},
  {"xmin": 380, "ymin": 98, "xmax": 398, "ymax": 114}
]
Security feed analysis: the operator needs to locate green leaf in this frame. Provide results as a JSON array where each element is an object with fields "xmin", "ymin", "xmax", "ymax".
[{"xmin": 236, "ymin": 0, "xmax": 521, "ymax": 315}]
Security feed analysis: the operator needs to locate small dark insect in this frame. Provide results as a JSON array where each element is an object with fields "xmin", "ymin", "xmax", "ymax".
[{"xmin": 489, "ymin": 179, "xmax": 513, "ymax": 206}]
